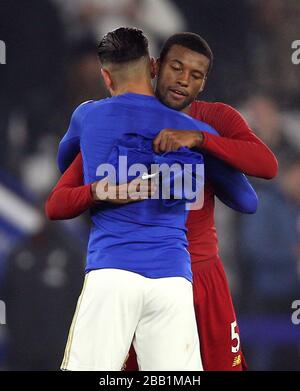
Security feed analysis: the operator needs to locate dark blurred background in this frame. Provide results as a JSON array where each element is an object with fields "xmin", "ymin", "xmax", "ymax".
[{"xmin": 0, "ymin": 0, "xmax": 300, "ymax": 371}]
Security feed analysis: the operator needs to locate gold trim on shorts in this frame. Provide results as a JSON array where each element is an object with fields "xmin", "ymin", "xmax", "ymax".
[{"xmin": 61, "ymin": 273, "xmax": 89, "ymax": 369}]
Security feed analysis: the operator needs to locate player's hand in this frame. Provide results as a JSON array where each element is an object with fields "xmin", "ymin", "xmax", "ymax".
[
  {"xmin": 153, "ymin": 129, "xmax": 204, "ymax": 153},
  {"xmin": 91, "ymin": 176, "xmax": 157, "ymax": 204}
]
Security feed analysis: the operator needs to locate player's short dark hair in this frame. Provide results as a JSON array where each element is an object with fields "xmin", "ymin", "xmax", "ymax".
[
  {"xmin": 97, "ymin": 27, "xmax": 149, "ymax": 65},
  {"xmin": 159, "ymin": 32, "xmax": 213, "ymax": 74}
]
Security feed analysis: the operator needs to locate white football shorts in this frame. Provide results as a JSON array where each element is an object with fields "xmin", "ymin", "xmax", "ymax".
[{"xmin": 61, "ymin": 268, "xmax": 202, "ymax": 371}]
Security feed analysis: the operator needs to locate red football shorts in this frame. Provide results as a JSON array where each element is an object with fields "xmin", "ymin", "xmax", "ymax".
[
  {"xmin": 123, "ymin": 256, "xmax": 247, "ymax": 371},
  {"xmin": 192, "ymin": 257, "xmax": 247, "ymax": 371}
]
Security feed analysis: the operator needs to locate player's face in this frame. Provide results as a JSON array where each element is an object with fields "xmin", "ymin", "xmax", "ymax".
[{"xmin": 156, "ymin": 44, "xmax": 210, "ymax": 112}]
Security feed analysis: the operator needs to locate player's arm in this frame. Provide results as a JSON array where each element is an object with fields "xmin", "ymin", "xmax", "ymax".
[
  {"xmin": 57, "ymin": 101, "xmax": 93, "ymax": 173},
  {"xmin": 204, "ymin": 154, "xmax": 258, "ymax": 214},
  {"xmin": 153, "ymin": 121, "xmax": 258, "ymax": 214},
  {"xmin": 153, "ymin": 102, "xmax": 278, "ymax": 179},
  {"xmin": 193, "ymin": 102, "xmax": 278, "ymax": 179},
  {"xmin": 45, "ymin": 153, "xmax": 156, "ymax": 220},
  {"xmin": 46, "ymin": 153, "xmax": 94, "ymax": 220}
]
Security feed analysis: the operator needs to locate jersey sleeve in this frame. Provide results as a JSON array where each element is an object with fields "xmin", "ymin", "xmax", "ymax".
[
  {"xmin": 204, "ymin": 154, "xmax": 258, "ymax": 214},
  {"xmin": 57, "ymin": 101, "xmax": 92, "ymax": 173},
  {"xmin": 45, "ymin": 153, "xmax": 95, "ymax": 220},
  {"xmin": 191, "ymin": 101, "xmax": 278, "ymax": 179}
]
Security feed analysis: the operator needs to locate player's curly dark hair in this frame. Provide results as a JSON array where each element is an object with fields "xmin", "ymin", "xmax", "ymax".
[
  {"xmin": 97, "ymin": 27, "xmax": 149, "ymax": 65},
  {"xmin": 160, "ymin": 32, "xmax": 213, "ymax": 74}
]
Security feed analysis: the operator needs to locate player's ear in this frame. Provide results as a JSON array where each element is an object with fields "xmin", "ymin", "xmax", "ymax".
[
  {"xmin": 150, "ymin": 57, "xmax": 156, "ymax": 79},
  {"xmin": 153, "ymin": 58, "xmax": 160, "ymax": 79},
  {"xmin": 101, "ymin": 67, "xmax": 114, "ymax": 91}
]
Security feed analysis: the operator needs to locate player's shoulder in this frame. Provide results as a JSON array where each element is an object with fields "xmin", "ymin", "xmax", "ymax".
[
  {"xmin": 192, "ymin": 100, "xmax": 243, "ymax": 118},
  {"xmin": 72, "ymin": 97, "xmax": 112, "ymax": 119},
  {"xmin": 74, "ymin": 99, "xmax": 94, "ymax": 112},
  {"xmin": 192, "ymin": 100, "xmax": 237, "ymax": 112},
  {"xmin": 75, "ymin": 98, "xmax": 110, "ymax": 112},
  {"xmin": 177, "ymin": 111, "xmax": 217, "ymax": 135},
  {"xmin": 72, "ymin": 99, "xmax": 94, "ymax": 119}
]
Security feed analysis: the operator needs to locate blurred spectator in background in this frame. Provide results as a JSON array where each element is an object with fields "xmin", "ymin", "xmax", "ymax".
[
  {"xmin": 20, "ymin": 37, "xmax": 108, "ymax": 200},
  {"xmin": 0, "ymin": 162, "xmax": 88, "ymax": 370},
  {"xmin": 249, "ymin": 0, "xmax": 300, "ymax": 108},
  {"xmin": 54, "ymin": 0, "xmax": 186, "ymax": 55},
  {"xmin": 0, "ymin": 0, "xmax": 65, "ymax": 174},
  {"xmin": 2, "ymin": 222, "xmax": 86, "ymax": 370},
  {"xmin": 238, "ymin": 153, "xmax": 300, "ymax": 369},
  {"xmin": 65, "ymin": 38, "xmax": 107, "ymax": 117},
  {"xmin": 239, "ymin": 153, "xmax": 300, "ymax": 311},
  {"xmin": 243, "ymin": 94, "xmax": 297, "ymax": 169}
]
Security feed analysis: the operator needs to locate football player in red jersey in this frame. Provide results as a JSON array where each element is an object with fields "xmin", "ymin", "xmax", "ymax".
[{"xmin": 46, "ymin": 33, "xmax": 278, "ymax": 370}]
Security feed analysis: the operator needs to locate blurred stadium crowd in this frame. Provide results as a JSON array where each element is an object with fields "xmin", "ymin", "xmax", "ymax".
[{"xmin": 0, "ymin": 0, "xmax": 300, "ymax": 370}]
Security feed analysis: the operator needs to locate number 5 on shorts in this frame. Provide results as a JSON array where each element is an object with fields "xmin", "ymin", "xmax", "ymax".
[{"xmin": 231, "ymin": 321, "xmax": 240, "ymax": 353}]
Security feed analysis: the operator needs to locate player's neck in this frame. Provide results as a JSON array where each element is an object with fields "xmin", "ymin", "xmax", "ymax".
[{"xmin": 113, "ymin": 80, "xmax": 154, "ymax": 97}]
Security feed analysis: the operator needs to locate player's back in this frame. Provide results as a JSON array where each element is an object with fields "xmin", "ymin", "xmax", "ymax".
[
  {"xmin": 80, "ymin": 93, "xmax": 214, "ymax": 281},
  {"xmin": 81, "ymin": 93, "xmax": 211, "ymax": 182}
]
